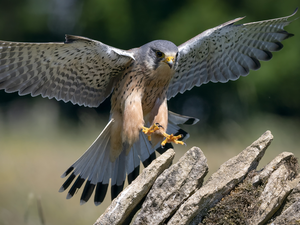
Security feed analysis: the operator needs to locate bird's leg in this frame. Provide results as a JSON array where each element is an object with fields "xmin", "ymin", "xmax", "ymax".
[
  {"xmin": 142, "ymin": 123, "xmax": 161, "ymax": 141},
  {"xmin": 145, "ymin": 98, "xmax": 185, "ymax": 146}
]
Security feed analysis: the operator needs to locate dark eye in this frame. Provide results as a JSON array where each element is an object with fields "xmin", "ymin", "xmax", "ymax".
[{"xmin": 156, "ymin": 51, "xmax": 164, "ymax": 58}]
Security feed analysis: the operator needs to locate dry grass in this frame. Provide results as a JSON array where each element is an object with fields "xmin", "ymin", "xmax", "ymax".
[{"xmin": 0, "ymin": 100, "xmax": 300, "ymax": 225}]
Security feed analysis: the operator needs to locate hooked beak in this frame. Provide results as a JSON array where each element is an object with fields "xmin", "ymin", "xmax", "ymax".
[{"xmin": 163, "ymin": 56, "xmax": 174, "ymax": 69}]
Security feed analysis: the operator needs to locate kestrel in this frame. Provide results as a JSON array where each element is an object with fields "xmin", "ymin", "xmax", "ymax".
[{"xmin": 0, "ymin": 9, "xmax": 297, "ymax": 205}]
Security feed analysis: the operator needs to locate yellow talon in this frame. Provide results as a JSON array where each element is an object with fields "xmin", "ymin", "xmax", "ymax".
[
  {"xmin": 142, "ymin": 123, "xmax": 160, "ymax": 141},
  {"xmin": 161, "ymin": 133, "xmax": 185, "ymax": 146},
  {"xmin": 142, "ymin": 123, "xmax": 185, "ymax": 146}
]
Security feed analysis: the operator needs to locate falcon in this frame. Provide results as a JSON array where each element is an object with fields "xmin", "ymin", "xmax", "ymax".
[{"xmin": 0, "ymin": 9, "xmax": 297, "ymax": 205}]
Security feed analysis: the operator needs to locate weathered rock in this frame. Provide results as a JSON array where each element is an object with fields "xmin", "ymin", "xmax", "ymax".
[
  {"xmin": 271, "ymin": 199, "xmax": 300, "ymax": 225},
  {"xmin": 169, "ymin": 130, "xmax": 273, "ymax": 225},
  {"xmin": 285, "ymin": 177, "xmax": 300, "ymax": 205},
  {"xmin": 282, "ymin": 176, "xmax": 300, "ymax": 211},
  {"xmin": 94, "ymin": 130, "xmax": 300, "ymax": 224},
  {"xmin": 199, "ymin": 170, "xmax": 264, "ymax": 224},
  {"xmin": 94, "ymin": 148, "xmax": 175, "ymax": 225},
  {"xmin": 252, "ymin": 152, "xmax": 295, "ymax": 186},
  {"xmin": 249, "ymin": 164, "xmax": 293, "ymax": 225},
  {"xmin": 271, "ymin": 179, "xmax": 300, "ymax": 224},
  {"xmin": 133, "ymin": 147, "xmax": 208, "ymax": 225},
  {"xmin": 247, "ymin": 151, "xmax": 299, "ymax": 224},
  {"xmin": 199, "ymin": 152, "xmax": 299, "ymax": 224}
]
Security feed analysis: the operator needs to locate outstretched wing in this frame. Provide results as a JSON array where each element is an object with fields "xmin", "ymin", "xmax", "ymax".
[
  {"xmin": 167, "ymin": 9, "xmax": 297, "ymax": 99},
  {"xmin": 0, "ymin": 35, "xmax": 135, "ymax": 107}
]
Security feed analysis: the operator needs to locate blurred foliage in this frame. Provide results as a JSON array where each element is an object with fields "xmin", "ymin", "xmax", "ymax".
[{"xmin": 0, "ymin": 0, "xmax": 299, "ymax": 129}]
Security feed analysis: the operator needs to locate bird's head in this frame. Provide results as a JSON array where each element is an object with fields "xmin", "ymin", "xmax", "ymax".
[{"xmin": 140, "ymin": 40, "xmax": 179, "ymax": 72}]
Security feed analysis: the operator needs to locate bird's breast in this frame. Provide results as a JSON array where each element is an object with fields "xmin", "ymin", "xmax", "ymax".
[
  {"xmin": 141, "ymin": 70, "xmax": 173, "ymax": 115},
  {"xmin": 111, "ymin": 63, "xmax": 174, "ymax": 115}
]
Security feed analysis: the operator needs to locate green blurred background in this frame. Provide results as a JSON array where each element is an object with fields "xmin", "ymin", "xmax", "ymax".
[{"xmin": 0, "ymin": 0, "xmax": 299, "ymax": 224}]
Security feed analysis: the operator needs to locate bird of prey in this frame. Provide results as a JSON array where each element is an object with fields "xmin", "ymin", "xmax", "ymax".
[{"xmin": 0, "ymin": 9, "xmax": 297, "ymax": 205}]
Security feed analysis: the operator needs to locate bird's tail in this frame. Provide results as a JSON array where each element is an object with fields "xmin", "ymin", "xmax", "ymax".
[
  {"xmin": 59, "ymin": 111, "xmax": 199, "ymax": 205},
  {"xmin": 59, "ymin": 119, "xmax": 115, "ymax": 205}
]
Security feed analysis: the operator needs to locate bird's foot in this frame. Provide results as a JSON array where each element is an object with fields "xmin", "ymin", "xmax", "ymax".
[
  {"xmin": 143, "ymin": 123, "xmax": 185, "ymax": 146},
  {"xmin": 142, "ymin": 123, "xmax": 161, "ymax": 141},
  {"xmin": 161, "ymin": 132, "xmax": 185, "ymax": 146}
]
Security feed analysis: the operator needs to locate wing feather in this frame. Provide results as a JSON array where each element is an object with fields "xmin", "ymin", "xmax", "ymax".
[
  {"xmin": 0, "ymin": 35, "xmax": 135, "ymax": 107},
  {"xmin": 167, "ymin": 9, "xmax": 297, "ymax": 99}
]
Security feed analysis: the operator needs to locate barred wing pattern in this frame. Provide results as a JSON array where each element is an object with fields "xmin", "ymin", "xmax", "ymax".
[
  {"xmin": 167, "ymin": 9, "xmax": 297, "ymax": 99},
  {"xmin": 0, "ymin": 35, "xmax": 135, "ymax": 107}
]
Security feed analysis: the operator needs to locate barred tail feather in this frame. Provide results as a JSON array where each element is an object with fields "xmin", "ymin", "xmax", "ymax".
[
  {"xmin": 111, "ymin": 151, "xmax": 126, "ymax": 199},
  {"xmin": 168, "ymin": 111, "xmax": 199, "ymax": 125},
  {"xmin": 59, "ymin": 119, "xmax": 114, "ymax": 205},
  {"xmin": 59, "ymin": 111, "xmax": 199, "ymax": 205},
  {"xmin": 138, "ymin": 132, "xmax": 157, "ymax": 167},
  {"xmin": 126, "ymin": 144, "xmax": 140, "ymax": 184}
]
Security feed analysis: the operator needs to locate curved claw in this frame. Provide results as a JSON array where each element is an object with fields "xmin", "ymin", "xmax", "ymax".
[
  {"xmin": 161, "ymin": 133, "xmax": 185, "ymax": 146},
  {"xmin": 142, "ymin": 123, "xmax": 185, "ymax": 146},
  {"xmin": 142, "ymin": 123, "xmax": 161, "ymax": 141}
]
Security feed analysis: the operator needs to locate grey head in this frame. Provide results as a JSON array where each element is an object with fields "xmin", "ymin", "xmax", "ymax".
[{"xmin": 139, "ymin": 40, "xmax": 179, "ymax": 71}]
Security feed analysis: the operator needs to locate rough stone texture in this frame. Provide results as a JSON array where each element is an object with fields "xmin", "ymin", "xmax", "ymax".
[
  {"xmin": 94, "ymin": 131, "xmax": 300, "ymax": 224},
  {"xmin": 133, "ymin": 147, "xmax": 208, "ymax": 225},
  {"xmin": 200, "ymin": 151, "xmax": 299, "ymax": 225},
  {"xmin": 200, "ymin": 170, "xmax": 265, "ymax": 224},
  {"xmin": 249, "ymin": 164, "xmax": 293, "ymax": 225},
  {"xmin": 271, "ymin": 180, "xmax": 300, "ymax": 224},
  {"xmin": 169, "ymin": 130, "xmax": 273, "ymax": 225},
  {"xmin": 252, "ymin": 152, "xmax": 295, "ymax": 186},
  {"xmin": 247, "ymin": 151, "xmax": 299, "ymax": 224},
  {"xmin": 94, "ymin": 148, "xmax": 175, "ymax": 225},
  {"xmin": 271, "ymin": 199, "xmax": 300, "ymax": 224},
  {"xmin": 285, "ymin": 177, "xmax": 300, "ymax": 206}
]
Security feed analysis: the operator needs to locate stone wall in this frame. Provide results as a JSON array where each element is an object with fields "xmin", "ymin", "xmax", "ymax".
[{"xmin": 94, "ymin": 131, "xmax": 300, "ymax": 225}]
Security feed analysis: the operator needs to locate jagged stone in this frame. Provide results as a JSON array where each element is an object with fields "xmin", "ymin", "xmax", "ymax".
[
  {"xmin": 133, "ymin": 147, "xmax": 208, "ymax": 225},
  {"xmin": 271, "ymin": 179, "xmax": 300, "ymax": 224},
  {"xmin": 252, "ymin": 152, "xmax": 295, "ymax": 186},
  {"xmin": 249, "ymin": 164, "xmax": 293, "ymax": 225},
  {"xmin": 200, "ymin": 151, "xmax": 299, "ymax": 225},
  {"xmin": 94, "ymin": 130, "xmax": 300, "ymax": 225},
  {"xmin": 169, "ymin": 130, "xmax": 273, "ymax": 225},
  {"xmin": 248, "ymin": 151, "xmax": 299, "ymax": 225},
  {"xmin": 94, "ymin": 148, "xmax": 175, "ymax": 225}
]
